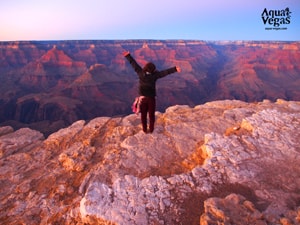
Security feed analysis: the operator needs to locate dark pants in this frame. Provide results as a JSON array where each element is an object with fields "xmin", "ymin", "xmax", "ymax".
[{"xmin": 140, "ymin": 97, "xmax": 156, "ymax": 133}]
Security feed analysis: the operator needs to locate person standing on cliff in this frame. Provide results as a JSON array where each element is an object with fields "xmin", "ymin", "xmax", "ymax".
[{"xmin": 123, "ymin": 51, "xmax": 181, "ymax": 133}]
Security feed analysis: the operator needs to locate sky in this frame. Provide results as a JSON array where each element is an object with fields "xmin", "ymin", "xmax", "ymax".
[{"xmin": 0, "ymin": 0, "xmax": 299, "ymax": 41}]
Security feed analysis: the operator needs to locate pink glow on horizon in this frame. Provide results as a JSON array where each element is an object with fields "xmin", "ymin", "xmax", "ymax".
[{"xmin": 0, "ymin": 0, "xmax": 299, "ymax": 41}]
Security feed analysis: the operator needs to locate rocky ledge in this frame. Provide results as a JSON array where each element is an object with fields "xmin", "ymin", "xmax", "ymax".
[{"xmin": 0, "ymin": 99, "xmax": 300, "ymax": 225}]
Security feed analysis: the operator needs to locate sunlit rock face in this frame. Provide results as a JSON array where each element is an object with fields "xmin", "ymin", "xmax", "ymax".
[
  {"xmin": 1, "ymin": 99, "xmax": 300, "ymax": 224},
  {"xmin": 0, "ymin": 40, "xmax": 300, "ymax": 136}
]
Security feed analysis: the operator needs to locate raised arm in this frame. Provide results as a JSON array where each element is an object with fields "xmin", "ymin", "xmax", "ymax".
[
  {"xmin": 123, "ymin": 51, "xmax": 142, "ymax": 74},
  {"xmin": 157, "ymin": 66, "xmax": 181, "ymax": 78}
]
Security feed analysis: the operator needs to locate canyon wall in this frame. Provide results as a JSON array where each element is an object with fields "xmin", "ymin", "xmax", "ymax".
[{"xmin": 0, "ymin": 40, "xmax": 300, "ymax": 136}]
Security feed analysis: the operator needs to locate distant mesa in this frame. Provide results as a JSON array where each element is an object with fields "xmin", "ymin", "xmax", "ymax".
[{"xmin": 0, "ymin": 40, "xmax": 299, "ymax": 136}]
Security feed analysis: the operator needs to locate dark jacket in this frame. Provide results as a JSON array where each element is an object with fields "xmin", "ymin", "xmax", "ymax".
[{"xmin": 125, "ymin": 54, "xmax": 178, "ymax": 97}]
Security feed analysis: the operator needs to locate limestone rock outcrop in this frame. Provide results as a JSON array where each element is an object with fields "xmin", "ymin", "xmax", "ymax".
[
  {"xmin": 0, "ymin": 99, "xmax": 300, "ymax": 224},
  {"xmin": 200, "ymin": 193, "xmax": 266, "ymax": 225}
]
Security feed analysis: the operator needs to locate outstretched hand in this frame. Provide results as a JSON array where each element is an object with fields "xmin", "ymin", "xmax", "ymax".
[
  {"xmin": 123, "ymin": 51, "xmax": 130, "ymax": 57},
  {"xmin": 176, "ymin": 66, "xmax": 181, "ymax": 73}
]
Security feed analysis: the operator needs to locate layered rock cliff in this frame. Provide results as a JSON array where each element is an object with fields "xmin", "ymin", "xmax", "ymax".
[
  {"xmin": 1, "ymin": 99, "xmax": 300, "ymax": 224},
  {"xmin": 1, "ymin": 40, "xmax": 300, "ymax": 136}
]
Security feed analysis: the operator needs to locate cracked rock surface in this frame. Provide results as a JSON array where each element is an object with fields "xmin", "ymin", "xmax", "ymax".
[{"xmin": 1, "ymin": 99, "xmax": 300, "ymax": 224}]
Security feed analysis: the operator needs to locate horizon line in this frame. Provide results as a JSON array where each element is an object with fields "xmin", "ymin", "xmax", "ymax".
[{"xmin": 0, "ymin": 39, "xmax": 299, "ymax": 43}]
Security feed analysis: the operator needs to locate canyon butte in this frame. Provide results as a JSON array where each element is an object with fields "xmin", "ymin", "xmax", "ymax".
[{"xmin": 0, "ymin": 40, "xmax": 300, "ymax": 136}]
